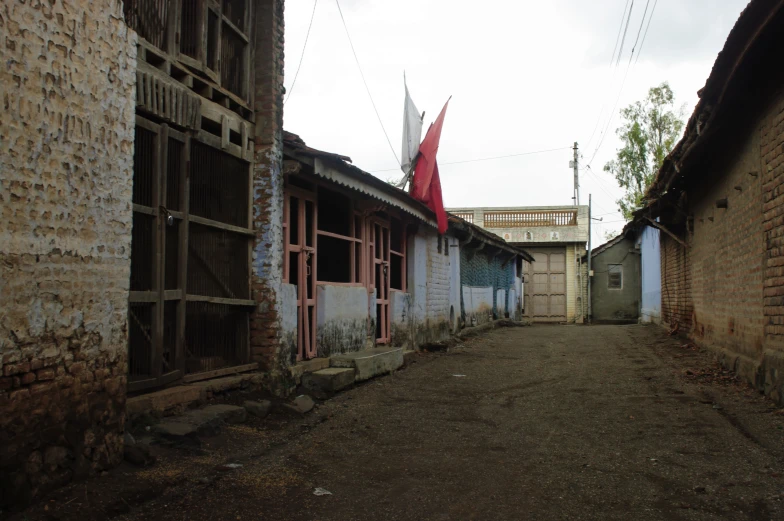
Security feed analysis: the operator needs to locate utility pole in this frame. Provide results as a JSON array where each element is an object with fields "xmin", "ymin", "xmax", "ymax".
[
  {"xmin": 587, "ymin": 193, "xmax": 592, "ymax": 323},
  {"xmin": 573, "ymin": 142, "xmax": 580, "ymax": 206}
]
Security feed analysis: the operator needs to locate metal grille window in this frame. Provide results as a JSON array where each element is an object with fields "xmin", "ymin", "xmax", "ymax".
[{"xmin": 608, "ymin": 264, "xmax": 623, "ymax": 289}]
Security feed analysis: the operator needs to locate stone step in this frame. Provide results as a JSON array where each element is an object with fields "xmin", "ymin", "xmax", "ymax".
[
  {"xmin": 302, "ymin": 368, "xmax": 356, "ymax": 393},
  {"xmin": 152, "ymin": 404, "xmax": 247, "ymax": 441},
  {"xmin": 330, "ymin": 347, "xmax": 404, "ymax": 382}
]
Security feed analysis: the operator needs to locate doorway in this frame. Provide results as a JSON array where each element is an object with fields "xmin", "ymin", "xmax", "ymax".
[
  {"xmin": 370, "ymin": 220, "xmax": 391, "ymax": 343},
  {"xmin": 284, "ymin": 189, "xmax": 317, "ymax": 360}
]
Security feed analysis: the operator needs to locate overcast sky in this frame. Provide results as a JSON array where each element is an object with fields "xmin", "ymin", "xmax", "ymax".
[{"xmin": 282, "ymin": 0, "xmax": 749, "ymax": 244}]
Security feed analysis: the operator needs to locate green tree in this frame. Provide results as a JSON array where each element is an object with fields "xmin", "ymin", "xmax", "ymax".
[{"xmin": 604, "ymin": 82, "xmax": 685, "ymax": 220}]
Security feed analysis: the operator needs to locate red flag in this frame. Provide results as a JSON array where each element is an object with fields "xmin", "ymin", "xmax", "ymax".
[{"xmin": 411, "ymin": 99, "xmax": 449, "ymax": 234}]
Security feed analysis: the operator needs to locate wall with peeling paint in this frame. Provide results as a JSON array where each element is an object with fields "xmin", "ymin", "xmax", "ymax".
[
  {"xmin": 0, "ymin": 0, "xmax": 136, "ymax": 506},
  {"xmin": 405, "ymin": 227, "xmax": 455, "ymax": 347},
  {"xmin": 463, "ymin": 286, "xmax": 495, "ymax": 326},
  {"xmin": 316, "ymin": 285, "xmax": 368, "ymax": 357}
]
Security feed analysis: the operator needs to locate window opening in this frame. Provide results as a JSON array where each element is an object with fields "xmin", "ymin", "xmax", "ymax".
[{"xmin": 608, "ymin": 264, "xmax": 623, "ymax": 289}]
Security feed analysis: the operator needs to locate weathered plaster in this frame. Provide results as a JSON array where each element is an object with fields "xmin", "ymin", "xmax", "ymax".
[
  {"xmin": 463, "ymin": 286, "xmax": 494, "ymax": 326},
  {"xmin": 315, "ymin": 285, "xmax": 367, "ymax": 357},
  {"xmin": 0, "ymin": 0, "xmax": 136, "ymax": 506},
  {"xmin": 280, "ymin": 283, "xmax": 298, "ymax": 366}
]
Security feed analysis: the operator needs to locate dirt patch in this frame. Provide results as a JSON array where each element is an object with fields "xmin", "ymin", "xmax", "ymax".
[{"xmin": 7, "ymin": 324, "xmax": 784, "ymax": 521}]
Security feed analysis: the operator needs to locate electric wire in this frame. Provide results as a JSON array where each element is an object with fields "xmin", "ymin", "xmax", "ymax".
[
  {"xmin": 614, "ymin": 0, "xmax": 635, "ymax": 68},
  {"xmin": 633, "ymin": 0, "xmax": 658, "ymax": 66},
  {"xmin": 284, "ymin": 0, "xmax": 318, "ymax": 105},
  {"xmin": 628, "ymin": 0, "xmax": 651, "ymax": 60},
  {"xmin": 369, "ymin": 146, "xmax": 571, "ymax": 173},
  {"xmin": 584, "ymin": 0, "xmax": 632, "ymax": 151},
  {"xmin": 587, "ymin": 0, "xmax": 656, "ymax": 168},
  {"xmin": 334, "ymin": 0, "xmax": 400, "ymax": 167}
]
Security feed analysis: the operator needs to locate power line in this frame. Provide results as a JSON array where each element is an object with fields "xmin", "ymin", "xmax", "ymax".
[
  {"xmin": 369, "ymin": 146, "xmax": 571, "ymax": 173},
  {"xmin": 284, "ymin": 0, "xmax": 318, "ymax": 105},
  {"xmin": 334, "ymin": 0, "xmax": 400, "ymax": 167},
  {"xmin": 584, "ymin": 0, "xmax": 632, "ymax": 151},
  {"xmin": 585, "ymin": 165, "xmax": 620, "ymax": 201},
  {"xmin": 585, "ymin": 0, "xmax": 636, "ymax": 153},
  {"xmin": 628, "ymin": 0, "xmax": 650, "ymax": 60},
  {"xmin": 609, "ymin": 0, "xmax": 632, "ymax": 70},
  {"xmin": 587, "ymin": 0, "xmax": 655, "ymax": 169},
  {"xmin": 633, "ymin": 0, "xmax": 658, "ymax": 66},
  {"xmin": 614, "ymin": 0, "xmax": 635, "ymax": 68}
]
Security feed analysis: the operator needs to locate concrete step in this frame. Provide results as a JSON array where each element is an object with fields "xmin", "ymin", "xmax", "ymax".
[
  {"xmin": 289, "ymin": 357, "xmax": 331, "ymax": 384},
  {"xmin": 330, "ymin": 347, "xmax": 404, "ymax": 382},
  {"xmin": 302, "ymin": 368, "xmax": 355, "ymax": 393}
]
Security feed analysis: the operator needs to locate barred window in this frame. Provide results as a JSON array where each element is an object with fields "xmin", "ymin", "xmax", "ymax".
[{"xmin": 608, "ymin": 264, "xmax": 623, "ymax": 289}]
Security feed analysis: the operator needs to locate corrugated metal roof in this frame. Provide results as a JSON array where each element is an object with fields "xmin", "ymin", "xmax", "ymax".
[
  {"xmin": 283, "ymin": 131, "xmax": 438, "ymax": 226},
  {"xmin": 283, "ymin": 131, "xmax": 532, "ymax": 262}
]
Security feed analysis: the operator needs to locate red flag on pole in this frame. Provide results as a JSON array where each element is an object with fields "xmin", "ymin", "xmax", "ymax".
[{"xmin": 410, "ymin": 98, "xmax": 450, "ymax": 234}]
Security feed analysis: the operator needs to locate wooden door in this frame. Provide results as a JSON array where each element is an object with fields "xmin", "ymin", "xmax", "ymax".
[
  {"xmin": 128, "ymin": 120, "xmax": 188, "ymax": 391},
  {"xmin": 370, "ymin": 220, "xmax": 391, "ymax": 343},
  {"xmin": 525, "ymin": 248, "xmax": 567, "ymax": 323},
  {"xmin": 128, "ymin": 116, "xmax": 254, "ymax": 392},
  {"xmin": 285, "ymin": 189, "xmax": 317, "ymax": 360}
]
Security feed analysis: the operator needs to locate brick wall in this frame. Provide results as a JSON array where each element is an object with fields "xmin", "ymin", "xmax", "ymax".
[
  {"xmin": 688, "ymin": 119, "xmax": 764, "ymax": 360},
  {"xmin": 761, "ymin": 88, "xmax": 784, "ymax": 401},
  {"xmin": 426, "ymin": 233, "xmax": 451, "ymax": 321},
  {"xmin": 0, "ymin": 0, "xmax": 136, "ymax": 506},
  {"xmin": 660, "ymin": 232, "xmax": 693, "ymax": 332},
  {"xmin": 659, "ymin": 88, "xmax": 776, "ymax": 397},
  {"xmin": 763, "ymin": 91, "xmax": 784, "ymax": 346},
  {"xmin": 250, "ymin": 0, "xmax": 286, "ymax": 390}
]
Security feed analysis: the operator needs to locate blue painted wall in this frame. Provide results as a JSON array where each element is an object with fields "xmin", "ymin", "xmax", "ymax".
[
  {"xmin": 460, "ymin": 250, "xmax": 517, "ymax": 320},
  {"xmin": 638, "ymin": 225, "xmax": 662, "ymax": 324}
]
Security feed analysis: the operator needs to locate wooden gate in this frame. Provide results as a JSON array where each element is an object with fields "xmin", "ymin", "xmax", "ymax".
[
  {"xmin": 525, "ymin": 248, "xmax": 567, "ymax": 323},
  {"xmin": 128, "ymin": 116, "xmax": 254, "ymax": 392}
]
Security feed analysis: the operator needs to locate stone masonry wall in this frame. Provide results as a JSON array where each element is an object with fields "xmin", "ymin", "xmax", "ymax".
[
  {"xmin": 250, "ymin": 0, "xmax": 286, "ymax": 392},
  {"xmin": 0, "ymin": 0, "xmax": 136, "ymax": 506}
]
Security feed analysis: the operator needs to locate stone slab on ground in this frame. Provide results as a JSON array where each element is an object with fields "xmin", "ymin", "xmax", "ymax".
[
  {"xmin": 284, "ymin": 395, "xmax": 315, "ymax": 415},
  {"xmin": 330, "ymin": 347, "xmax": 404, "ymax": 381},
  {"xmin": 243, "ymin": 400, "xmax": 272, "ymax": 418},
  {"xmin": 196, "ymin": 404, "xmax": 247, "ymax": 424},
  {"xmin": 127, "ymin": 386, "xmax": 202, "ymax": 416},
  {"xmin": 302, "ymin": 368, "xmax": 355, "ymax": 393},
  {"xmin": 190, "ymin": 374, "xmax": 254, "ymax": 398},
  {"xmin": 152, "ymin": 404, "xmax": 247, "ymax": 441},
  {"xmin": 153, "ymin": 421, "xmax": 200, "ymax": 439},
  {"xmin": 403, "ymin": 350, "xmax": 416, "ymax": 366}
]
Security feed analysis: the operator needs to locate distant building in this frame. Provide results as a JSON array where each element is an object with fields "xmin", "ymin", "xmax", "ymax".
[
  {"xmin": 446, "ymin": 206, "xmax": 589, "ymax": 323},
  {"xmin": 589, "ymin": 232, "xmax": 641, "ymax": 323}
]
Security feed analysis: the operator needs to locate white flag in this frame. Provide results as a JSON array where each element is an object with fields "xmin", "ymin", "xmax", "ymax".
[{"xmin": 401, "ymin": 74, "xmax": 423, "ymax": 175}]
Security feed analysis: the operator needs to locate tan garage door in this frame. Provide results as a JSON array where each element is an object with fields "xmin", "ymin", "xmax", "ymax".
[{"xmin": 525, "ymin": 248, "xmax": 566, "ymax": 323}]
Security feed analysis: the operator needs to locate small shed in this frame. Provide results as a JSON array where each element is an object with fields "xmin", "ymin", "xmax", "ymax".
[{"xmin": 590, "ymin": 231, "xmax": 641, "ymax": 323}]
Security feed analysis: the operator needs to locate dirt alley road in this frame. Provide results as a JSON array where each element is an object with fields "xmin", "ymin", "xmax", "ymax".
[{"xmin": 12, "ymin": 324, "xmax": 784, "ymax": 521}]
